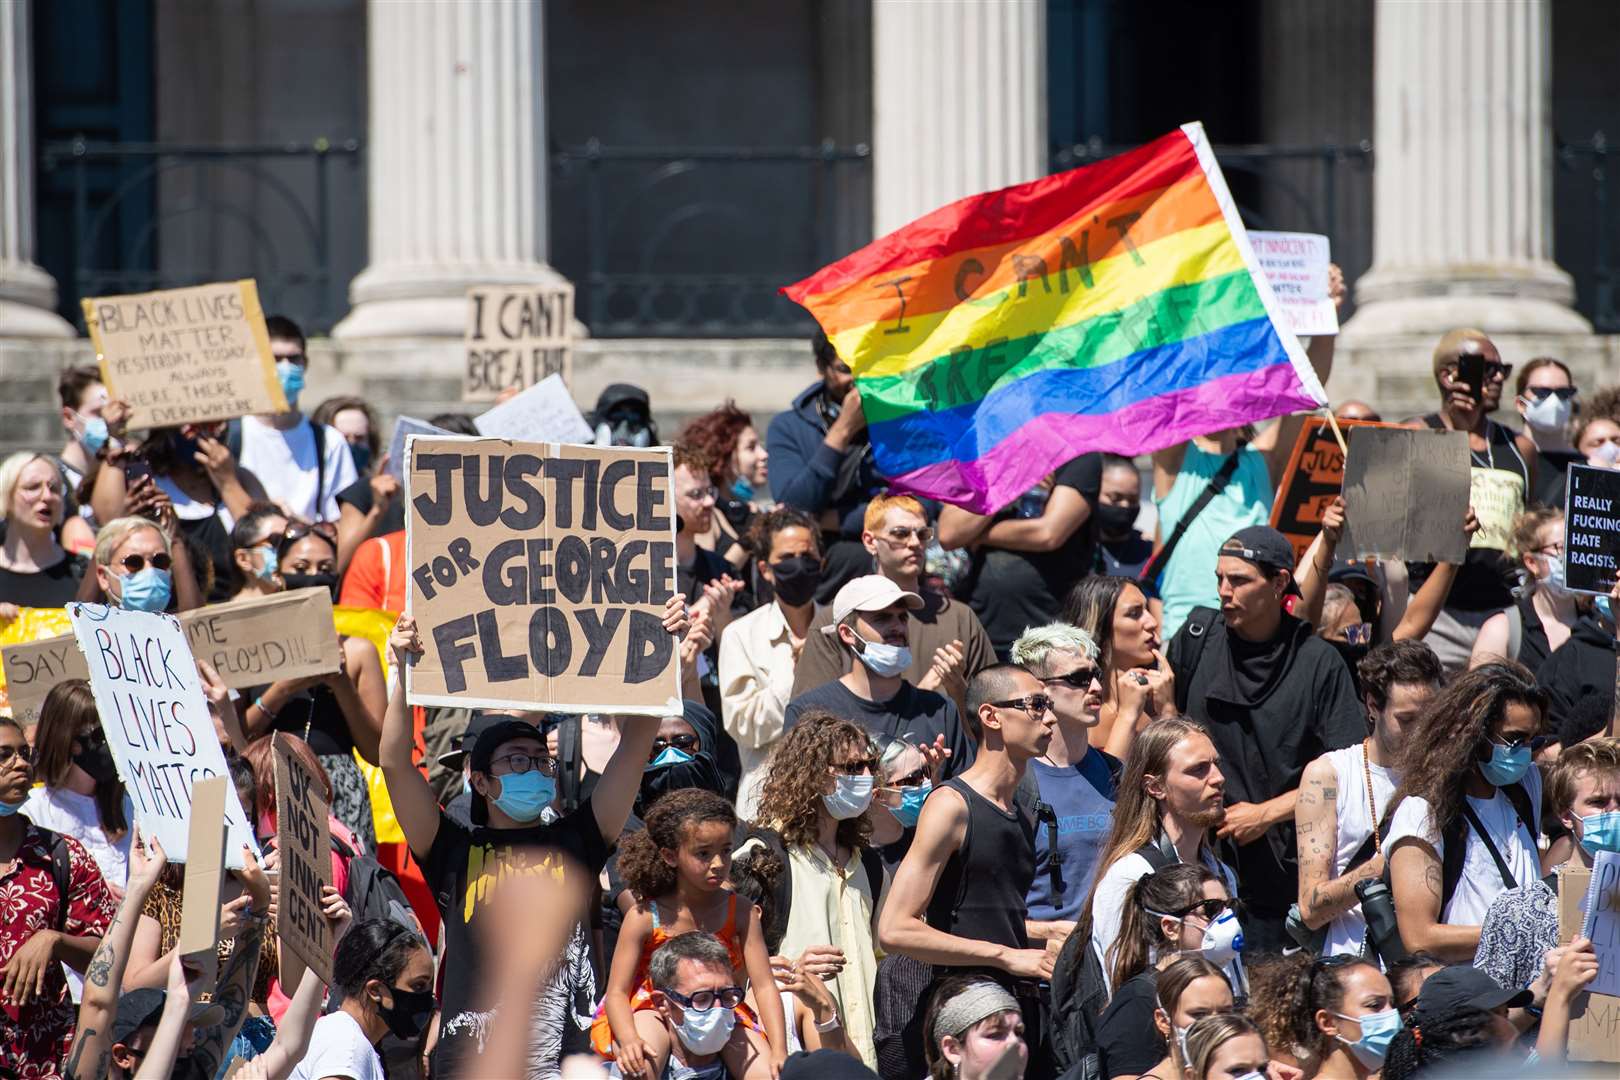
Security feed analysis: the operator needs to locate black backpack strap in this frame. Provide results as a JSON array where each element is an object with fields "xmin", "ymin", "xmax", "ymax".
[
  {"xmin": 1501, "ymin": 781, "xmax": 1539, "ymax": 840},
  {"xmin": 1136, "ymin": 829, "xmax": 1180, "ymax": 872},
  {"xmin": 310, "ymin": 418, "xmax": 328, "ymax": 521},
  {"xmin": 51, "ymin": 837, "xmax": 73, "ymax": 931},
  {"xmin": 1140, "ymin": 448, "xmax": 1244, "ymax": 585},
  {"xmin": 1173, "ymin": 608, "xmax": 1219, "ymax": 714},
  {"xmin": 1016, "ymin": 770, "xmax": 1063, "ymax": 894},
  {"xmin": 1460, "ymin": 802, "xmax": 1517, "ymax": 890},
  {"xmin": 858, "ymin": 846, "xmax": 886, "ymax": 913}
]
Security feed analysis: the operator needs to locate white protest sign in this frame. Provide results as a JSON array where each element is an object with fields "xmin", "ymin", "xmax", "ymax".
[
  {"xmin": 473, "ymin": 373, "xmax": 594, "ymax": 445},
  {"xmin": 1249, "ymin": 231, "xmax": 1337, "ymax": 337},
  {"xmin": 387, "ymin": 416, "xmax": 456, "ymax": 482},
  {"xmin": 1583, "ymin": 850, "xmax": 1620, "ymax": 998},
  {"xmin": 67, "ymin": 603, "xmax": 258, "ymax": 866}
]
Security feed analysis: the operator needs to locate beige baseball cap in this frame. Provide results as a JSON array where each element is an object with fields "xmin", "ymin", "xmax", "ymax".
[{"xmin": 820, "ymin": 574, "xmax": 924, "ymax": 635}]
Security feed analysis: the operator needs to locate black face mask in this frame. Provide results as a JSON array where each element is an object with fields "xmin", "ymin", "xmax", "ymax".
[
  {"xmin": 1095, "ymin": 502, "xmax": 1140, "ymax": 537},
  {"xmin": 74, "ymin": 742, "xmax": 119, "ymax": 784},
  {"xmin": 376, "ymin": 984, "xmax": 436, "ymax": 1040},
  {"xmin": 282, "ymin": 571, "xmax": 339, "ymax": 600},
  {"xmin": 769, "ymin": 556, "xmax": 822, "ymax": 607},
  {"xmin": 349, "ymin": 442, "xmax": 373, "ymax": 474}
]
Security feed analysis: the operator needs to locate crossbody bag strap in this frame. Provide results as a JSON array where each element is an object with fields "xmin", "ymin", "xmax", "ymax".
[
  {"xmin": 1460, "ymin": 801, "xmax": 1518, "ymax": 890},
  {"xmin": 1140, "ymin": 447, "xmax": 1244, "ymax": 584}
]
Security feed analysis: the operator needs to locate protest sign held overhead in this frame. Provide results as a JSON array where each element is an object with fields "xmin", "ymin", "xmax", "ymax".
[
  {"xmin": 273, "ymin": 733, "xmax": 335, "ymax": 987},
  {"xmin": 182, "ymin": 588, "xmax": 342, "ymax": 689},
  {"xmin": 473, "ymin": 372, "xmax": 594, "ymax": 445},
  {"xmin": 1341, "ymin": 427, "xmax": 1471, "ymax": 564},
  {"xmin": 1269, "ymin": 415, "xmax": 1390, "ymax": 563},
  {"xmin": 782, "ymin": 122, "xmax": 1326, "ymax": 514},
  {"xmin": 405, "ymin": 435, "xmax": 681, "ymax": 714},
  {"xmin": 68, "ymin": 603, "xmax": 258, "ymax": 865},
  {"xmin": 463, "ymin": 283, "xmax": 575, "ymax": 402},
  {"xmin": 1249, "ymin": 231, "xmax": 1338, "ymax": 337},
  {"xmin": 1564, "ymin": 464, "xmax": 1620, "ymax": 595},
  {"xmin": 83, "ymin": 280, "xmax": 288, "ymax": 430}
]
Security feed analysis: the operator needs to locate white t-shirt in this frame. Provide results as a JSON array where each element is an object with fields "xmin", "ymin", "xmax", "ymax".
[
  {"xmin": 1322, "ymin": 744, "xmax": 1399, "ymax": 956},
  {"xmin": 22, "ymin": 786, "xmax": 132, "ymax": 886},
  {"xmin": 290, "ymin": 1011, "xmax": 385, "ymax": 1080},
  {"xmin": 1385, "ymin": 767, "xmax": 1542, "ymax": 926},
  {"xmin": 239, "ymin": 415, "xmax": 357, "ymax": 522},
  {"xmin": 1089, "ymin": 846, "xmax": 1239, "ymax": 996}
]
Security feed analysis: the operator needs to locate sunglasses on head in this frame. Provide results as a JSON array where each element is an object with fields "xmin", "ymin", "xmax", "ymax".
[
  {"xmin": 276, "ymin": 521, "xmax": 337, "ymax": 552},
  {"xmin": 119, "ymin": 552, "xmax": 172, "ymax": 575}
]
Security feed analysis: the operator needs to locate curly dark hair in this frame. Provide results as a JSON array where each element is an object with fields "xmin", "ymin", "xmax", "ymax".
[
  {"xmin": 615, "ymin": 788, "xmax": 737, "ymax": 902},
  {"xmin": 1381, "ymin": 1007, "xmax": 1499, "ymax": 1080},
  {"xmin": 1245, "ymin": 952, "xmax": 1383, "ymax": 1060},
  {"xmin": 754, "ymin": 710, "xmax": 874, "ymax": 851},
  {"xmin": 678, "ymin": 402, "xmax": 754, "ymax": 485},
  {"xmin": 742, "ymin": 504, "xmax": 820, "ymax": 563},
  {"xmin": 1389, "ymin": 661, "xmax": 1547, "ymax": 834},
  {"xmin": 1357, "ymin": 639, "xmax": 1443, "ymax": 713}
]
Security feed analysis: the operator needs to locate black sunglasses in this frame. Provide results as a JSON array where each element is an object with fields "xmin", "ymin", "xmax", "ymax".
[
  {"xmin": 663, "ymin": 985, "xmax": 746, "ymax": 1011},
  {"xmin": 832, "ymin": 756, "xmax": 879, "ymax": 776},
  {"xmin": 888, "ymin": 767, "xmax": 928, "ymax": 788},
  {"xmin": 1041, "ymin": 666, "xmax": 1100, "ymax": 691},
  {"xmin": 276, "ymin": 520, "xmax": 338, "ymax": 552},
  {"xmin": 120, "ymin": 552, "xmax": 172, "ymax": 574},
  {"xmin": 990, "ymin": 694, "xmax": 1054, "ymax": 716},
  {"xmin": 648, "ymin": 734, "xmax": 699, "ymax": 760},
  {"xmin": 1173, "ymin": 898, "xmax": 1234, "ymax": 923}
]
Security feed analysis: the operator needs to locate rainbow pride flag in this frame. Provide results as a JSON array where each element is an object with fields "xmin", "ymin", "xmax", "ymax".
[{"xmin": 782, "ymin": 122, "xmax": 1327, "ymax": 513}]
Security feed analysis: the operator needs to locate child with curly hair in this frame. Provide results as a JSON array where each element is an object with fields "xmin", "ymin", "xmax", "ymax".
[{"xmin": 592, "ymin": 788, "xmax": 787, "ymax": 1078}]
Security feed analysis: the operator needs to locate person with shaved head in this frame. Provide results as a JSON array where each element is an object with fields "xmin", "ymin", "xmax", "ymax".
[{"xmin": 1405, "ymin": 329, "xmax": 1535, "ymax": 671}]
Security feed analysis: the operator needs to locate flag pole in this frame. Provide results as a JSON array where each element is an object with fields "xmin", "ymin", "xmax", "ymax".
[{"xmin": 1321, "ymin": 407, "xmax": 1349, "ymax": 456}]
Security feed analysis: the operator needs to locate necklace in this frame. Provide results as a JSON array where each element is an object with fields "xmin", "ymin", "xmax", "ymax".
[{"xmin": 1362, "ymin": 739, "xmax": 1383, "ymax": 854}]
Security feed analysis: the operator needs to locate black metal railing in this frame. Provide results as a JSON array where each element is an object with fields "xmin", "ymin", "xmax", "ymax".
[
  {"xmin": 547, "ymin": 140, "xmax": 872, "ymax": 338},
  {"xmin": 40, "ymin": 139, "xmax": 363, "ymax": 334}
]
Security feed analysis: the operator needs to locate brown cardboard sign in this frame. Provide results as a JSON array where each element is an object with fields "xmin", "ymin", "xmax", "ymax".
[
  {"xmin": 404, "ymin": 436, "xmax": 681, "ymax": 714},
  {"xmin": 1, "ymin": 635, "xmax": 87, "ymax": 726},
  {"xmin": 463, "ymin": 284, "xmax": 575, "ymax": 402},
  {"xmin": 183, "ymin": 588, "xmax": 343, "ymax": 690},
  {"xmin": 176, "ymin": 777, "xmax": 230, "ymax": 960},
  {"xmin": 1559, "ymin": 864, "xmax": 1620, "ymax": 1062},
  {"xmin": 82, "ymin": 280, "xmax": 288, "ymax": 430},
  {"xmin": 1268, "ymin": 416, "xmax": 1393, "ymax": 564},
  {"xmin": 1340, "ymin": 427, "xmax": 1471, "ymax": 564},
  {"xmin": 273, "ymin": 733, "xmax": 334, "ymax": 988}
]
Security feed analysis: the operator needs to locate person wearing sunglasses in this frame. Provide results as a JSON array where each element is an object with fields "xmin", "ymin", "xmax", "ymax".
[
  {"xmin": 876, "ymin": 664, "xmax": 1058, "ymax": 1078},
  {"xmin": 633, "ymin": 931, "xmax": 755, "ymax": 1080},
  {"xmin": 1386, "ymin": 663, "xmax": 1547, "ymax": 962},
  {"xmin": 1514, "ymin": 357, "xmax": 1582, "ymax": 508},
  {"xmin": 223, "ymin": 501, "xmax": 290, "ymax": 602},
  {"xmin": 92, "ymin": 514, "xmax": 204, "ymax": 613}
]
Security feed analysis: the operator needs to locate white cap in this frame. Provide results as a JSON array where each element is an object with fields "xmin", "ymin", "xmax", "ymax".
[{"xmin": 820, "ymin": 574, "xmax": 924, "ymax": 635}]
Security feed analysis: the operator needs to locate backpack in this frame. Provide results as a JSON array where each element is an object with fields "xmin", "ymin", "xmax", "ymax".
[
  {"xmin": 1172, "ymin": 607, "xmax": 1220, "ymax": 714},
  {"xmin": 733, "ymin": 825, "xmax": 886, "ymax": 928},
  {"xmin": 1048, "ymin": 834, "xmax": 1180, "ymax": 1075},
  {"xmin": 1377, "ymin": 781, "xmax": 1537, "ymax": 909},
  {"xmin": 1014, "ymin": 750, "xmax": 1123, "ymax": 899},
  {"xmin": 225, "ymin": 417, "xmax": 329, "ymax": 520},
  {"xmin": 333, "ymin": 835, "xmax": 423, "ymax": 937}
]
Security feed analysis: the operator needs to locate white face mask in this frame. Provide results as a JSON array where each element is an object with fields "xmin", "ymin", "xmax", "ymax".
[
  {"xmin": 673, "ymin": 1002, "xmax": 736, "ymax": 1055},
  {"xmin": 1522, "ymin": 390, "xmax": 1572, "ymax": 433},
  {"xmin": 1595, "ymin": 440, "xmax": 1620, "ymax": 468},
  {"xmin": 1192, "ymin": 909, "xmax": 1243, "ymax": 965},
  {"xmin": 853, "ymin": 637, "xmax": 911, "ymax": 678},
  {"xmin": 823, "ymin": 774, "xmax": 876, "ymax": 819},
  {"xmin": 1539, "ymin": 554, "xmax": 1570, "ymax": 597}
]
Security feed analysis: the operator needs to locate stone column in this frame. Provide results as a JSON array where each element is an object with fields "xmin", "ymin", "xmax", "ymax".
[
  {"xmin": 871, "ymin": 0, "xmax": 1047, "ymax": 236},
  {"xmin": 333, "ymin": 0, "xmax": 566, "ymax": 340},
  {"xmin": 0, "ymin": 0, "xmax": 73, "ymax": 338},
  {"xmin": 1343, "ymin": 0, "xmax": 1588, "ymax": 337}
]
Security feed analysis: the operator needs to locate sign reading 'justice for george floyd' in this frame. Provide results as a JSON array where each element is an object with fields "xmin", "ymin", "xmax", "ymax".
[{"xmin": 405, "ymin": 436, "xmax": 681, "ymax": 714}]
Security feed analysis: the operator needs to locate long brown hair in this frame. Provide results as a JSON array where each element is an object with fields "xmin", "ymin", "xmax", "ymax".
[
  {"xmin": 1390, "ymin": 661, "xmax": 1547, "ymax": 833},
  {"xmin": 1109, "ymin": 862, "xmax": 1221, "ymax": 990},
  {"xmin": 1063, "ymin": 575, "xmax": 1135, "ymax": 677},
  {"xmin": 753, "ymin": 710, "xmax": 874, "ymax": 851},
  {"xmin": 1076, "ymin": 716, "xmax": 1213, "ymax": 946},
  {"xmin": 34, "ymin": 680, "xmax": 127, "ymax": 836}
]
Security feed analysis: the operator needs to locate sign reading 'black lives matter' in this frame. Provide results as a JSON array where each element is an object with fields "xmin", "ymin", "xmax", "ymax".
[{"xmin": 1565, "ymin": 464, "xmax": 1620, "ymax": 595}]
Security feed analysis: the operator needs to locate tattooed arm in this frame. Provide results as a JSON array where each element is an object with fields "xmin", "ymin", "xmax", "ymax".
[
  {"xmin": 182, "ymin": 846, "xmax": 272, "ymax": 1080},
  {"xmin": 1295, "ymin": 756, "xmax": 1382, "ymax": 929},
  {"xmin": 65, "ymin": 833, "xmax": 168, "ymax": 1080},
  {"xmin": 1389, "ymin": 836, "xmax": 1481, "ymax": 961}
]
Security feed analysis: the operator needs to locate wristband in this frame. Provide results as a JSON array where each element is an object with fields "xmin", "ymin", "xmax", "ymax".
[
  {"xmin": 815, "ymin": 1014, "xmax": 842, "ymax": 1032},
  {"xmin": 254, "ymin": 696, "xmax": 278, "ymax": 721}
]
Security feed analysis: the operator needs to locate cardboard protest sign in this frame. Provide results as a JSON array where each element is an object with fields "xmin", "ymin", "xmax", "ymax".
[
  {"xmin": 273, "ymin": 733, "xmax": 334, "ymax": 987},
  {"xmin": 177, "ymin": 776, "xmax": 230, "ymax": 960},
  {"xmin": 82, "ymin": 280, "xmax": 288, "ymax": 430},
  {"xmin": 463, "ymin": 284, "xmax": 575, "ymax": 402},
  {"xmin": 405, "ymin": 436, "xmax": 681, "ymax": 714},
  {"xmin": 1249, "ymin": 231, "xmax": 1337, "ymax": 336},
  {"xmin": 1, "ymin": 635, "xmax": 89, "ymax": 725},
  {"xmin": 1269, "ymin": 416, "xmax": 1392, "ymax": 563},
  {"xmin": 1565, "ymin": 464, "xmax": 1620, "ymax": 595},
  {"xmin": 1583, "ymin": 851, "xmax": 1620, "ymax": 998},
  {"xmin": 1560, "ymin": 862, "xmax": 1620, "ymax": 1061},
  {"xmin": 1467, "ymin": 467, "xmax": 1526, "ymax": 553},
  {"xmin": 387, "ymin": 416, "xmax": 456, "ymax": 482},
  {"xmin": 183, "ymin": 588, "xmax": 342, "ymax": 690},
  {"xmin": 1341, "ymin": 427, "xmax": 1471, "ymax": 563},
  {"xmin": 68, "ymin": 603, "xmax": 258, "ymax": 865},
  {"xmin": 473, "ymin": 373, "xmax": 593, "ymax": 445}
]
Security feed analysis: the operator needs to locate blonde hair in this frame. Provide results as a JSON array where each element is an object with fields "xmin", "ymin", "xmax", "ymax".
[
  {"xmin": 1183, "ymin": 1013, "xmax": 1265, "ymax": 1080},
  {"xmin": 864, "ymin": 494, "xmax": 927, "ymax": 535},
  {"xmin": 94, "ymin": 516, "xmax": 170, "ymax": 568},
  {"xmin": 1546, "ymin": 737, "xmax": 1620, "ymax": 818},
  {"xmin": 0, "ymin": 453, "xmax": 62, "ymax": 524}
]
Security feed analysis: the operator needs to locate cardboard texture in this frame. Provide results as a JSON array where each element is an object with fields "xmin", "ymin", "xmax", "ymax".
[
  {"xmin": 1340, "ymin": 427, "xmax": 1471, "ymax": 563},
  {"xmin": 1268, "ymin": 416, "xmax": 1392, "ymax": 563},
  {"xmin": 1565, "ymin": 464, "xmax": 1620, "ymax": 595},
  {"xmin": 1249, "ymin": 231, "xmax": 1338, "ymax": 336},
  {"xmin": 182, "ymin": 588, "xmax": 342, "ymax": 690},
  {"xmin": 1, "ymin": 635, "xmax": 85, "ymax": 726},
  {"xmin": 1583, "ymin": 852, "xmax": 1620, "ymax": 998},
  {"xmin": 463, "ymin": 284, "xmax": 575, "ymax": 402},
  {"xmin": 176, "ymin": 777, "xmax": 230, "ymax": 959},
  {"xmin": 68, "ymin": 604, "xmax": 259, "ymax": 865},
  {"xmin": 387, "ymin": 416, "xmax": 456, "ymax": 481},
  {"xmin": 1467, "ymin": 467, "xmax": 1526, "ymax": 552},
  {"xmin": 1559, "ymin": 863, "xmax": 1620, "ymax": 1061},
  {"xmin": 273, "ymin": 733, "xmax": 335, "ymax": 988},
  {"xmin": 405, "ymin": 436, "xmax": 682, "ymax": 714},
  {"xmin": 473, "ymin": 372, "xmax": 593, "ymax": 445},
  {"xmin": 82, "ymin": 280, "xmax": 288, "ymax": 430}
]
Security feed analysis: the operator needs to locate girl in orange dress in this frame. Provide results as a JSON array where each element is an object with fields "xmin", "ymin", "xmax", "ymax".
[{"xmin": 592, "ymin": 789, "xmax": 787, "ymax": 1078}]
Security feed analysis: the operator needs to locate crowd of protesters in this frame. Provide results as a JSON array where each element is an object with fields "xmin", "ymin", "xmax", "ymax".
[{"xmin": 0, "ymin": 292, "xmax": 1615, "ymax": 1080}]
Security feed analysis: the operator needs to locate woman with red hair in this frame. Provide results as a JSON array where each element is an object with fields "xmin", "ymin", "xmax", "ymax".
[{"xmin": 679, "ymin": 400, "xmax": 771, "ymax": 572}]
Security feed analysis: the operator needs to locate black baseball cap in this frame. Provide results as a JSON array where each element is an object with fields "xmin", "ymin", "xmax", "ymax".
[
  {"xmin": 780, "ymin": 1049, "xmax": 879, "ymax": 1080},
  {"xmin": 467, "ymin": 718, "xmax": 547, "ymax": 776},
  {"xmin": 1220, "ymin": 525, "xmax": 1302, "ymax": 595},
  {"xmin": 437, "ymin": 710, "xmax": 514, "ymax": 771},
  {"xmin": 1413, "ymin": 965, "xmax": 1531, "ymax": 1029},
  {"xmin": 110, "ymin": 988, "xmax": 224, "ymax": 1046}
]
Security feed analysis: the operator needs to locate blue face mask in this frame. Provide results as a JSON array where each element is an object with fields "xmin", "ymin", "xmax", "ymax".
[
  {"xmin": 889, "ymin": 781, "xmax": 932, "ymax": 827},
  {"xmin": 731, "ymin": 475, "xmax": 755, "ymax": 502},
  {"xmin": 489, "ymin": 769, "xmax": 553, "ymax": 823},
  {"xmin": 1579, "ymin": 810, "xmax": 1620, "ymax": 854},
  {"xmin": 254, "ymin": 545, "xmax": 279, "ymax": 581},
  {"xmin": 0, "ymin": 799, "xmax": 23, "ymax": 817},
  {"xmin": 1480, "ymin": 740, "xmax": 1532, "ymax": 787},
  {"xmin": 1334, "ymin": 1007, "xmax": 1403, "ymax": 1069},
  {"xmin": 117, "ymin": 568, "xmax": 172, "ymax": 612},
  {"xmin": 276, "ymin": 360, "xmax": 306, "ymax": 407},
  {"xmin": 461, "ymin": 773, "xmax": 472, "ymax": 797},
  {"xmin": 823, "ymin": 774, "xmax": 875, "ymax": 820},
  {"xmin": 648, "ymin": 746, "xmax": 696, "ymax": 770},
  {"xmin": 77, "ymin": 414, "xmax": 109, "ymax": 454}
]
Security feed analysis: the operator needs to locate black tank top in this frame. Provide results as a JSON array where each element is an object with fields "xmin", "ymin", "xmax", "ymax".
[{"xmin": 925, "ymin": 776, "xmax": 1036, "ymax": 951}]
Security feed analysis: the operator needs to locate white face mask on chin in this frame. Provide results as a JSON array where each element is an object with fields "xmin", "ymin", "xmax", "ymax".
[{"xmin": 853, "ymin": 637, "xmax": 911, "ymax": 678}]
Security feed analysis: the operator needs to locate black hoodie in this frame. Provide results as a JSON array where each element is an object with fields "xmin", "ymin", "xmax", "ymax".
[{"xmin": 1535, "ymin": 614, "xmax": 1615, "ymax": 734}]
